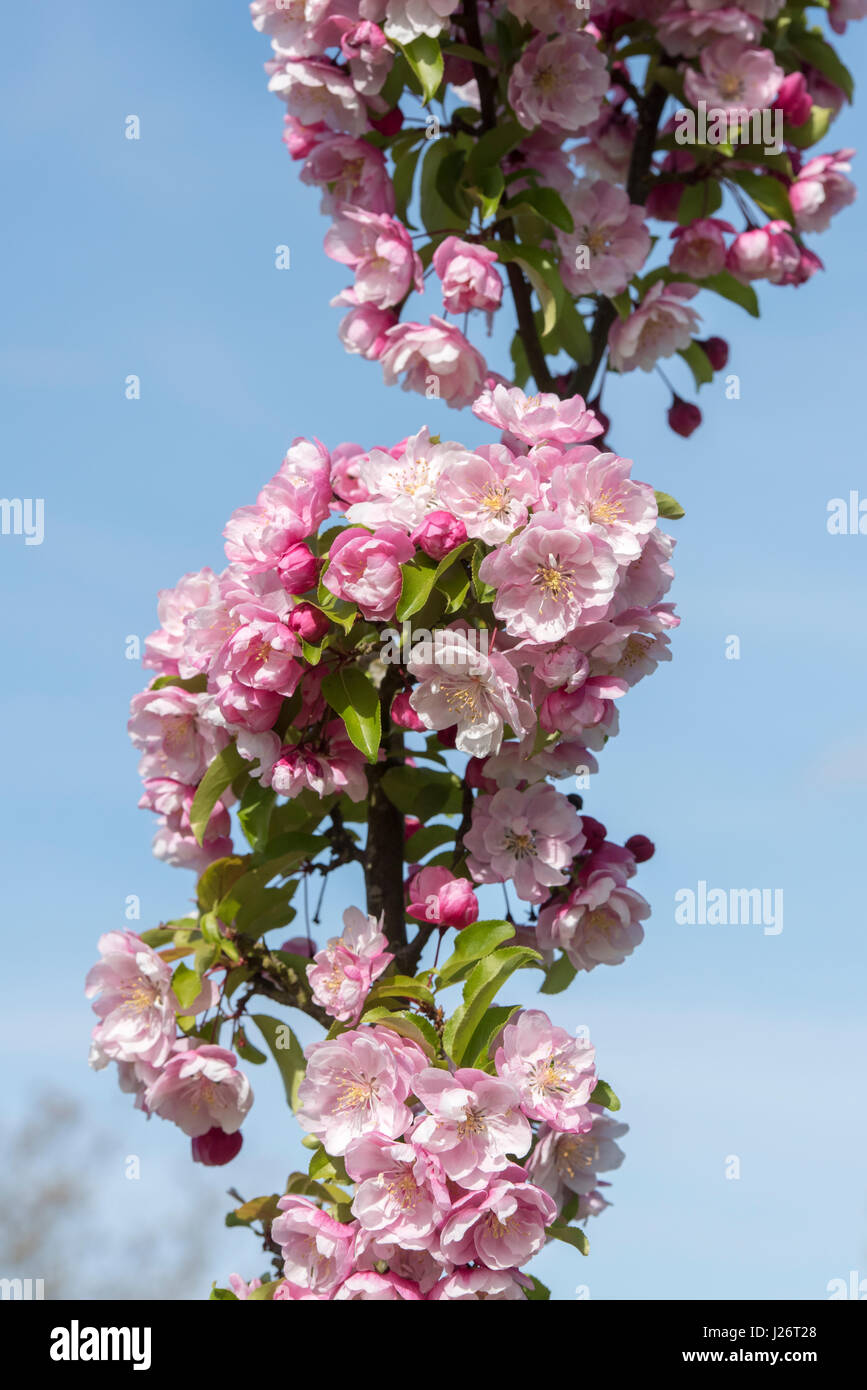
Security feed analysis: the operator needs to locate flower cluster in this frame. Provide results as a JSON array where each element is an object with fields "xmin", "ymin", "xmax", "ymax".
[
  {"xmin": 251, "ymin": 1006, "xmax": 616, "ymax": 1300},
  {"xmin": 251, "ymin": 0, "xmax": 859, "ymax": 432}
]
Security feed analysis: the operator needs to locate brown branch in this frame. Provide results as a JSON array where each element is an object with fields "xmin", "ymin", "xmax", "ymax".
[{"xmin": 364, "ymin": 665, "xmax": 407, "ymax": 951}]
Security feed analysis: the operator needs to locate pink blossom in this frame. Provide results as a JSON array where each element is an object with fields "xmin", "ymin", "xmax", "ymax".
[
  {"xmin": 429, "ymin": 1267, "xmax": 531, "ymax": 1300},
  {"xmin": 658, "ymin": 7, "xmax": 760, "ymax": 58},
  {"xmin": 479, "ymin": 513, "xmax": 620, "ymax": 643},
  {"xmin": 776, "ymin": 71, "xmax": 812, "ymax": 127},
  {"xmin": 330, "ymin": 442, "xmax": 371, "ymax": 505},
  {"xmin": 301, "ymin": 134, "xmax": 394, "ymax": 214},
  {"xmin": 411, "ymin": 1069, "xmax": 531, "ymax": 1188},
  {"xmin": 227, "ymin": 1272, "xmax": 262, "ymax": 1299},
  {"xmin": 683, "ymin": 39, "xmax": 784, "ymax": 113},
  {"xmin": 411, "ymin": 509, "xmax": 467, "ymax": 560},
  {"xmin": 612, "ymin": 526, "xmax": 676, "ymax": 611},
  {"xmin": 281, "ymin": 113, "xmax": 329, "ymax": 159},
  {"xmin": 559, "ymin": 181, "xmax": 651, "ymax": 297},
  {"xmin": 789, "ymin": 150, "xmax": 856, "ymax": 233},
  {"xmin": 508, "ymin": 33, "xmax": 608, "ymax": 135},
  {"xmin": 432, "ymin": 237, "xmax": 503, "ymax": 315},
  {"xmin": 828, "ymin": 0, "xmax": 867, "ymax": 33},
  {"xmin": 268, "ymin": 58, "xmax": 369, "ymax": 137},
  {"xmin": 268, "ymin": 721, "xmax": 369, "ymax": 802},
  {"xmin": 86, "ymin": 931, "xmax": 178, "ymax": 1070},
  {"xmin": 307, "ymin": 906, "xmax": 393, "ymax": 1023},
  {"xmin": 542, "ymin": 449, "xmax": 658, "ymax": 567},
  {"xmin": 339, "ymin": 21, "xmax": 393, "ymax": 98},
  {"xmin": 333, "ymin": 1271, "xmax": 423, "ymax": 1299},
  {"xmin": 128, "ymin": 686, "xmax": 227, "ymax": 784},
  {"xmin": 725, "ymin": 220, "xmax": 800, "ymax": 283},
  {"xmin": 669, "ymin": 217, "xmax": 735, "ymax": 278},
  {"xmin": 223, "ymin": 438, "xmax": 332, "ymax": 570},
  {"xmin": 390, "ymin": 689, "xmax": 426, "ymax": 731},
  {"xmin": 271, "ymin": 1195, "xmax": 357, "ymax": 1294},
  {"xmin": 473, "ymin": 383, "xmax": 603, "ymax": 448},
  {"xmin": 608, "ymin": 281, "xmax": 701, "ymax": 373},
  {"xmin": 297, "ymin": 1027, "xmax": 417, "ymax": 1154},
  {"xmin": 322, "ymin": 523, "xmax": 413, "ymax": 620},
  {"xmin": 143, "ymin": 568, "xmax": 221, "ymax": 677},
  {"xmin": 406, "ymin": 865, "xmax": 479, "ymax": 928},
  {"xmin": 380, "ymin": 317, "xmax": 488, "ymax": 409},
  {"xmin": 382, "ymin": 0, "xmax": 460, "ymax": 46},
  {"xmin": 335, "ymin": 293, "xmax": 398, "ymax": 359},
  {"xmin": 354, "ymin": 1234, "xmax": 448, "ymax": 1294},
  {"xmin": 495, "ymin": 1009, "xmax": 597, "ymax": 1132},
  {"xmin": 145, "ymin": 1044, "xmax": 253, "ymax": 1137},
  {"xmin": 286, "ymin": 601, "xmax": 329, "ymax": 642},
  {"xmin": 436, "ymin": 443, "xmax": 540, "ymax": 545},
  {"xmin": 464, "ymin": 784, "xmax": 586, "ymax": 903},
  {"xmin": 208, "ymin": 606, "xmax": 302, "ymax": 730},
  {"xmin": 347, "ymin": 428, "xmax": 470, "ymax": 531},
  {"xmin": 408, "ymin": 626, "xmax": 531, "ymax": 758},
  {"xmin": 325, "ymin": 206, "xmax": 423, "ymax": 309},
  {"xmin": 537, "ymin": 868, "xmax": 651, "ymax": 970},
  {"xmin": 528, "ymin": 1112, "xmax": 629, "ymax": 1202},
  {"xmin": 439, "ymin": 1173, "xmax": 557, "ymax": 1269},
  {"xmin": 344, "ymin": 1136, "xmax": 450, "ymax": 1245},
  {"xmin": 277, "ymin": 543, "xmax": 319, "ymax": 595}
]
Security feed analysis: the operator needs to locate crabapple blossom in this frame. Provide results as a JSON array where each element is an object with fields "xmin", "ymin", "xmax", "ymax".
[
  {"xmin": 406, "ymin": 865, "xmax": 479, "ymax": 927},
  {"xmin": 494, "ymin": 1009, "xmax": 597, "ymax": 1132},
  {"xmin": 128, "ymin": 687, "xmax": 227, "ymax": 784},
  {"xmin": 788, "ymin": 151, "xmax": 856, "ymax": 233},
  {"xmin": 267, "ymin": 57, "xmax": 369, "ymax": 136},
  {"xmin": 429, "ymin": 1267, "xmax": 532, "ymax": 1300},
  {"xmin": 527, "ymin": 1112, "xmax": 629, "ymax": 1202},
  {"xmin": 411, "ymin": 1069, "xmax": 531, "ymax": 1188},
  {"xmin": 683, "ymin": 39, "xmax": 784, "ymax": 112},
  {"xmin": 508, "ymin": 33, "xmax": 608, "ymax": 135},
  {"xmin": 408, "ymin": 627, "xmax": 531, "ymax": 757},
  {"xmin": 346, "ymin": 427, "xmax": 464, "ymax": 531},
  {"xmin": 465, "ymin": 784, "xmax": 586, "ymax": 903},
  {"xmin": 145, "ymin": 1044, "xmax": 253, "ymax": 1138},
  {"xmin": 537, "ymin": 866, "xmax": 651, "ymax": 971},
  {"xmin": 542, "ymin": 449, "xmax": 658, "ymax": 567},
  {"xmin": 432, "ymin": 238, "xmax": 503, "ymax": 315},
  {"xmin": 322, "ymin": 524, "xmax": 414, "ymax": 620},
  {"xmin": 472, "ymin": 384, "xmax": 604, "ymax": 447},
  {"xmin": 559, "ymin": 180, "xmax": 651, "ymax": 297},
  {"xmin": 325, "ymin": 207, "xmax": 423, "ymax": 309},
  {"xmin": 439, "ymin": 1172, "xmax": 558, "ymax": 1269},
  {"xmin": 272, "ymin": 1195, "xmax": 357, "ymax": 1295},
  {"xmin": 726, "ymin": 221, "xmax": 801, "ymax": 284},
  {"xmin": 344, "ymin": 1136, "xmax": 450, "ymax": 1245},
  {"xmin": 380, "ymin": 317, "xmax": 487, "ymax": 408},
  {"xmin": 436, "ymin": 442, "xmax": 540, "ymax": 544},
  {"xmin": 669, "ymin": 218, "xmax": 735, "ymax": 279},
  {"xmin": 307, "ymin": 906, "xmax": 393, "ymax": 1022},
  {"xmin": 608, "ymin": 281, "xmax": 701, "ymax": 373},
  {"xmin": 297, "ymin": 1028, "xmax": 417, "ymax": 1154}
]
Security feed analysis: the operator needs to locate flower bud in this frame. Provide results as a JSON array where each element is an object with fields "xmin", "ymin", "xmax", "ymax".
[
  {"xmin": 625, "ymin": 834, "xmax": 655, "ymax": 863},
  {"xmin": 667, "ymin": 396, "xmax": 702, "ymax": 438},
  {"xmin": 391, "ymin": 689, "xmax": 426, "ymax": 731},
  {"xmin": 281, "ymin": 936, "xmax": 316, "ymax": 958},
  {"xmin": 411, "ymin": 509, "xmax": 467, "ymax": 561},
  {"xmin": 278, "ymin": 543, "xmax": 320, "ymax": 594},
  {"xmin": 191, "ymin": 1127, "xmax": 243, "ymax": 1166},
  {"xmin": 697, "ymin": 336, "xmax": 729, "ymax": 371},
  {"xmin": 777, "ymin": 71, "xmax": 812, "ymax": 128},
  {"xmin": 287, "ymin": 602, "xmax": 330, "ymax": 643}
]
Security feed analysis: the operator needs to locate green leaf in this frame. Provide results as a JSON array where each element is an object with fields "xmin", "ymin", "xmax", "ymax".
[
  {"xmin": 404, "ymin": 822, "xmax": 456, "ymax": 859},
  {"xmin": 590, "ymin": 1079, "xmax": 621, "ymax": 1112},
  {"xmin": 396, "ymin": 557, "xmax": 437, "ymax": 621},
  {"xmin": 503, "ymin": 186, "xmax": 574, "ymax": 233},
  {"xmin": 654, "ymin": 490, "xmax": 686, "ymax": 521},
  {"xmin": 464, "ymin": 119, "xmax": 524, "ymax": 186},
  {"xmin": 540, "ymin": 952, "xmax": 578, "ymax": 995},
  {"xmin": 548, "ymin": 1223, "xmax": 590, "ymax": 1255},
  {"xmin": 209, "ymin": 1286, "xmax": 238, "ymax": 1300},
  {"xmin": 785, "ymin": 104, "xmax": 833, "ymax": 151},
  {"xmin": 437, "ymin": 919, "xmax": 515, "ymax": 985},
  {"xmin": 609, "ymin": 291, "xmax": 632, "ymax": 321},
  {"xmin": 171, "ymin": 961, "xmax": 202, "ymax": 1012},
  {"xmin": 463, "ymin": 1003, "xmax": 522, "ymax": 1069},
  {"xmin": 443, "ymin": 946, "xmax": 541, "ymax": 1064},
  {"xmin": 492, "ymin": 240, "xmax": 562, "ymax": 336},
  {"xmin": 360, "ymin": 1007, "xmax": 440, "ymax": 1057},
  {"xmin": 558, "ymin": 297, "xmax": 592, "ymax": 366},
  {"xmin": 190, "ymin": 742, "xmax": 246, "ymax": 846},
  {"xmin": 442, "ymin": 41, "xmax": 496, "ymax": 68},
  {"xmin": 466, "ymin": 164, "xmax": 505, "ymax": 222},
  {"xmin": 471, "ymin": 544, "xmax": 496, "ymax": 604},
  {"xmin": 701, "ymin": 270, "xmax": 759, "ymax": 318},
  {"xmin": 150, "ymin": 673, "xmax": 207, "ymax": 693},
  {"xmin": 381, "ymin": 764, "xmax": 462, "ymax": 819},
  {"xmin": 728, "ymin": 169, "xmax": 795, "ymax": 225},
  {"xmin": 247, "ymin": 1281, "xmax": 283, "ymax": 1301},
  {"xmin": 420, "ymin": 137, "xmax": 470, "ymax": 233},
  {"xmin": 197, "ymin": 856, "xmax": 247, "ymax": 912},
  {"xmin": 525, "ymin": 1277, "xmax": 551, "ymax": 1301},
  {"xmin": 402, "ymin": 35, "xmax": 443, "ymax": 104},
  {"xmin": 238, "ymin": 781, "xmax": 276, "ymax": 852},
  {"xmin": 231, "ymin": 1194, "xmax": 282, "ymax": 1225},
  {"xmin": 251, "ymin": 1014, "xmax": 307, "ymax": 1111},
  {"xmin": 321, "ymin": 667, "xmax": 382, "ymax": 764},
  {"xmin": 676, "ymin": 180, "xmax": 722, "ymax": 225},
  {"xmin": 677, "ymin": 340, "xmax": 713, "ymax": 389},
  {"xmin": 787, "ymin": 31, "xmax": 853, "ymax": 102},
  {"xmin": 393, "ymin": 143, "xmax": 422, "ymax": 226},
  {"xmin": 367, "ymin": 975, "xmax": 435, "ymax": 1007}
]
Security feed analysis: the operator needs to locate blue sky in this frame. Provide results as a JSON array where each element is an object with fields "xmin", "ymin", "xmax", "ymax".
[{"xmin": 1, "ymin": 1, "xmax": 865, "ymax": 1300}]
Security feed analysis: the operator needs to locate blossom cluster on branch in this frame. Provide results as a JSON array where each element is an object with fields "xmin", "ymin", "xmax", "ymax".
[{"xmin": 251, "ymin": 0, "xmax": 858, "ymax": 432}]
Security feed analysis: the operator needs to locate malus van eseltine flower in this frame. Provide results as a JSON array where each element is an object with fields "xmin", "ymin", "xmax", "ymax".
[
  {"xmin": 145, "ymin": 1043, "xmax": 253, "ymax": 1138},
  {"xmin": 383, "ymin": 0, "xmax": 461, "ymax": 46},
  {"xmin": 223, "ymin": 438, "xmax": 332, "ymax": 571},
  {"xmin": 508, "ymin": 33, "xmax": 608, "ymax": 135},
  {"xmin": 658, "ymin": 7, "xmax": 761, "ymax": 59},
  {"xmin": 432, "ymin": 237, "xmax": 503, "ymax": 315},
  {"xmin": 307, "ymin": 906, "xmax": 393, "ymax": 1023},
  {"xmin": 87, "ymin": 930, "xmax": 185, "ymax": 1070},
  {"xmin": 143, "ymin": 567, "xmax": 221, "ymax": 677},
  {"xmin": 271, "ymin": 1194, "xmax": 357, "ymax": 1295},
  {"xmin": 406, "ymin": 865, "xmax": 479, "ymax": 928},
  {"xmin": 301, "ymin": 134, "xmax": 394, "ymax": 215},
  {"xmin": 347, "ymin": 426, "xmax": 461, "ymax": 531},
  {"xmin": 542, "ymin": 449, "xmax": 659, "ymax": 568},
  {"xmin": 725, "ymin": 220, "xmax": 800, "ymax": 284},
  {"xmin": 344, "ymin": 1135, "xmax": 450, "ymax": 1246},
  {"xmin": 297, "ymin": 1027, "xmax": 418, "ymax": 1155},
  {"xmin": 411, "ymin": 1067, "xmax": 531, "ymax": 1188},
  {"xmin": 494, "ymin": 1009, "xmax": 597, "ymax": 1132},
  {"xmin": 439, "ymin": 1172, "xmax": 558, "ymax": 1270},
  {"xmin": 411, "ymin": 509, "xmax": 467, "ymax": 560},
  {"xmin": 335, "ymin": 292, "xmax": 398, "ymax": 360},
  {"xmin": 608, "ymin": 281, "xmax": 701, "ymax": 373},
  {"xmin": 128, "ymin": 686, "xmax": 228, "ymax": 785},
  {"xmin": 683, "ymin": 38, "xmax": 784, "ymax": 113},
  {"xmin": 436, "ymin": 443, "xmax": 540, "ymax": 545},
  {"xmin": 669, "ymin": 217, "xmax": 735, "ymax": 279},
  {"xmin": 408, "ymin": 628, "xmax": 531, "ymax": 758},
  {"xmin": 536, "ymin": 868, "xmax": 651, "ymax": 971},
  {"xmin": 479, "ymin": 513, "xmax": 620, "ymax": 644},
  {"xmin": 465, "ymin": 784, "xmax": 586, "ymax": 904},
  {"xmin": 269, "ymin": 722, "xmax": 369, "ymax": 803},
  {"xmin": 333, "ymin": 1270, "xmax": 423, "ymax": 1299},
  {"xmin": 325, "ymin": 206, "xmax": 423, "ymax": 310},
  {"xmin": 322, "ymin": 523, "xmax": 414, "ymax": 621},
  {"xmin": 428, "ymin": 1267, "xmax": 532, "ymax": 1300},
  {"xmin": 268, "ymin": 57, "xmax": 369, "ymax": 137},
  {"xmin": 559, "ymin": 180, "xmax": 651, "ymax": 297},
  {"xmin": 788, "ymin": 150, "xmax": 856, "ymax": 233},
  {"xmin": 380, "ymin": 316, "xmax": 488, "ymax": 409},
  {"xmin": 191, "ymin": 1126, "xmax": 243, "ymax": 1166},
  {"xmin": 527, "ymin": 1112, "xmax": 629, "ymax": 1201},
  {"xmin": 472, "ymin": 383, "xmax": 604, "ymax": 447}
]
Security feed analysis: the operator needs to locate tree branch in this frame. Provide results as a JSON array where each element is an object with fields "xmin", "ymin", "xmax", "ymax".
[{"xmin": 364, "ymin": 664, "xmax": 407, "ymax": 951}]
